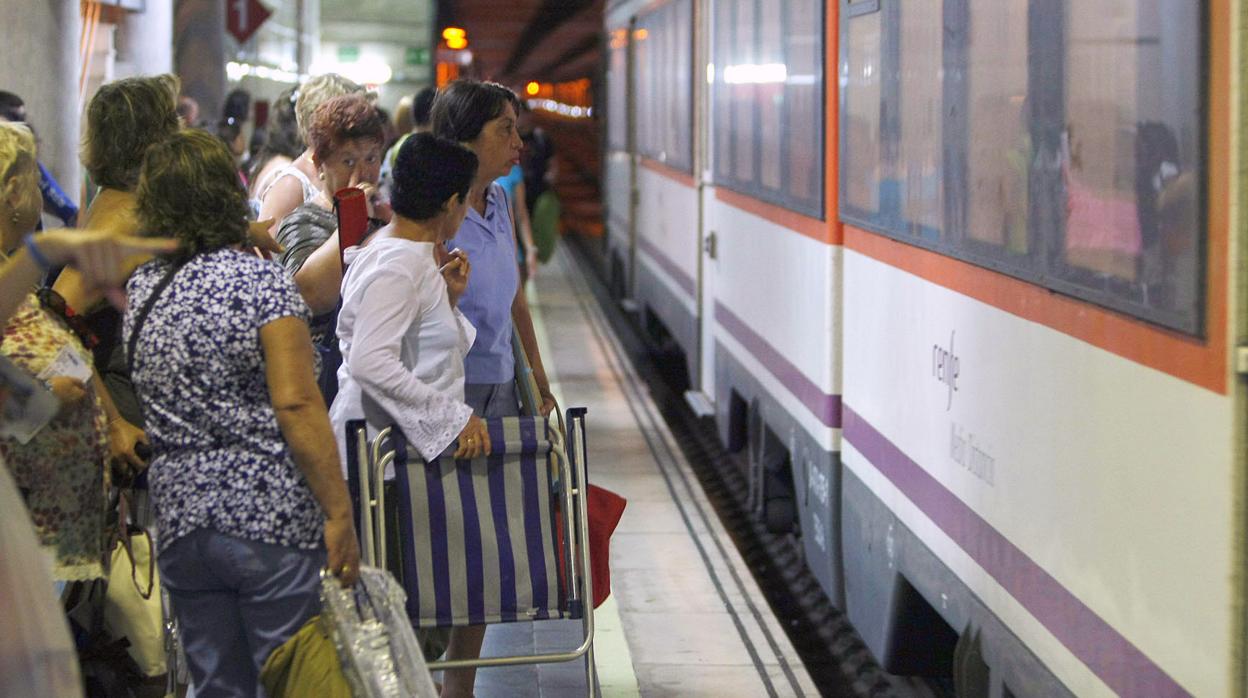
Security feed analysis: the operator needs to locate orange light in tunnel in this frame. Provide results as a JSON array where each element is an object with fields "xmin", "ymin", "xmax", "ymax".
[
  {"xmin": 633, "ymin": 28, "xmax": 648, "ymax": 41},
  {"xmin": 446, "ymin": 36, "xmax": 468, "ymax": 50},
  {"xmin": 525, "ymin": 81, "xmax": 540, "ymax": 96},
  {"xmin": 442, "ymin": 27, "xmax": 466, "ymax": 42}
]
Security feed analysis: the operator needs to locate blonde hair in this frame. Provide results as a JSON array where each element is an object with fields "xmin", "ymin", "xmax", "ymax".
[
  {"xmin": 295, "ymin": 74, "xmax": 365, "ymax": 141},
  {"xmin": 0, "ymin": 121, "xmax": 36, "ymax": 185}
]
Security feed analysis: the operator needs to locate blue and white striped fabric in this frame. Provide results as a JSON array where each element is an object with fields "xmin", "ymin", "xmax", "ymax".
[{"xmin": 349, "ymin": 417, "xmax": 568, "ymax": 628}]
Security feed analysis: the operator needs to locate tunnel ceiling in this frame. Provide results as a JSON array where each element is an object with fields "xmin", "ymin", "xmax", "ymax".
[{"xmin": 440, "ymin": 0, "xmax": 603, "ymax": 86}]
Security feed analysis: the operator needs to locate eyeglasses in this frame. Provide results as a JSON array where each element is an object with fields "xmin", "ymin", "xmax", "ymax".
[{"xmin": 37, "ymin": 287, "xmax": 99, "ymax": 350}]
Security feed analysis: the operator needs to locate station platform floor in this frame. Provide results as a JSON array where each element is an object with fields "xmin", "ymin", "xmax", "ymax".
[{"xmin": 453, "ymin": 248, "xmax": 820, "ymax": 697}]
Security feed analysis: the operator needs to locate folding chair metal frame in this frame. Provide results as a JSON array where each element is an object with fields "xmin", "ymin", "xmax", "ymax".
[{"xmin": 351, "ymin": 407, "xmax": 597, "ymax": 693}]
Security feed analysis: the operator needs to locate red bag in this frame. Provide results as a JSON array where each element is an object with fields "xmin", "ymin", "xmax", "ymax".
[
  {"xmin": 586, "ymin": 485, "xmax": 626, "ymax": 609},
  {"xmin": 557, "ymin": 484, "xmax": 627, "ymax": 610}
]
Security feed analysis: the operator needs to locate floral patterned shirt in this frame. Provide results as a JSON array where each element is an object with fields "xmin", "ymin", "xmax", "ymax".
[
  {"xmin": 125, "ymin": 249, "xmax": 324, "ymax": 553},
  {"xmin": 0, "ymin": 295, "xmax": 108, "ymax": 580}
]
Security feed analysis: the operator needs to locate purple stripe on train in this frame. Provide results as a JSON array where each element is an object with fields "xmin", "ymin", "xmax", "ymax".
[
  {"xmin": 841, "ymin": 405, "xmax": 1190, "ymax": 697},
  {"xmin": 714, "ymin": 303, "xmax": 842, "ymax": 428},
  {"xmin": 636, "ymin": 236, "xmax": 697, "ymax": 297}
]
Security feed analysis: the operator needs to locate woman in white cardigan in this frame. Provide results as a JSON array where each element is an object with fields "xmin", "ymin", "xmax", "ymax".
[{"xmin": 331, "ymin": 132, "xmax": 492, "ymax": 467}]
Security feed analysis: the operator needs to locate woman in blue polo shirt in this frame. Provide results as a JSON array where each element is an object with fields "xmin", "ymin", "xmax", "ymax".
[
  {"xmin": 432, "ymin": 81, "xmax": 556, "ymax": 422},
  {"xmin": 429, "ymin": 79, "xmax": 557, "ymax": 697}
]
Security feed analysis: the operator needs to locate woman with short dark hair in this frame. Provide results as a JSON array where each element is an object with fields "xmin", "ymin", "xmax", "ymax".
[
  {"xmin": 125, "ymin": 129, "xmax": 360, "ymax": 697},
  {"xmin": 330, "ymin": 132, "xmax": 489, "ymax": 696},
  {"xmin": 330, "ymin": 131, "xmax": 487, "ymax": 463},
  {"xmin": 430, "ymin": 79, "xmax": 555, "ymax": 418}
]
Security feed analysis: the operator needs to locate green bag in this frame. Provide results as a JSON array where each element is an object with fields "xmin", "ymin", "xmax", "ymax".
[
  {"xmin": 531, "ymin": 190, "xmax": 561, "ymax": 263},
  {"xmin": 260, "ymin": 616, "xmax": 353, "ymax": 698}
]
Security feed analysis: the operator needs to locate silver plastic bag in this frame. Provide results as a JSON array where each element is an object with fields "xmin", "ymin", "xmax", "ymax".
[{"xmin": 319, "ymin": 565, "xmax": 439, "ymax": 698}]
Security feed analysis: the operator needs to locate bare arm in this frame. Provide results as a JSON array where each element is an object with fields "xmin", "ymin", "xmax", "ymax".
[
  {"xmin": 92, "ymin": 370, "xmax": 148, "ymax": 472},
  {"xmin": 0, "ymin": 247, "xmax": 45, "ymax": 325},
  {"xmin": 256, "ymin": 174, "xmax": 307, "ymax": 234},
  {"xmin": 4, "ymin": 230, "xmax": 175, "ymax": 324},
  {"xmin": 261, "ymin": 315, "xmax": 359, "ymax": 585},
  {"xmin": 511, "ymin": 288, "xmax": 555, "ymax": 417},
  {"xmin": 293, "ymin": 229, "xmax": 344, "ymax": 315},
  {"xmin": 514, "ymin": 180, "xmax": 537, "ymax": 279}
]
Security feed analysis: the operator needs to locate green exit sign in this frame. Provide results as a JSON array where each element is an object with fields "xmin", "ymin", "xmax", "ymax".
[
  {"xmin": 337, "ymin": 45, "xmax": 360, "ymax": 62},
  {"xmin": 405, "ymin": 46, "xmax": 430, "ymax": 66}
]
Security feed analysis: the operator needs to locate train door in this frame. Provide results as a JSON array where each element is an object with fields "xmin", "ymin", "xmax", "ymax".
[
  {"xmin": 604, "ymin": 18, "xmax": 636, "ymax": 301},
  {"xmin": 692, "ymin": 0, "xmax": 717, "ymax": 412},
  {"xmin": 625, "ymin": 17, "xmax": 639, "ymax": 299}
]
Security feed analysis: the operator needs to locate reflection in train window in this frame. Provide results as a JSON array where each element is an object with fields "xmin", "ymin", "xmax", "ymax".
[
  {"xmin": 964, "ymin": 0, "xmax": 1030, "ymax": 260},
  {"xmin": 840, "ymin": 0, "xmax": 1204, "ymax": 334},
  {"xmin": 635, "ymin": 0, "xmax": 693, "ymax": 173},
  {"xmin": 607, "ymin": 27, "xmax": 628, "ymax": 152},
  {"xmin": 712, "ymin": 0, "xmax": 824, "ymax": 218}
]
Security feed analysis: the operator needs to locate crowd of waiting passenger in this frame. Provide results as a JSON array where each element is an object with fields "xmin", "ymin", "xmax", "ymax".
[{"xmin": 0, "ymin": 73, "xmax": 557, "ymax": 698}]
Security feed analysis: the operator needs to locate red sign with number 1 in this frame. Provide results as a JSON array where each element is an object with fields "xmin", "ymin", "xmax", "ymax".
[{"xmin": 227, "ymin": 0, "xmax": 271, "ymax": 44}]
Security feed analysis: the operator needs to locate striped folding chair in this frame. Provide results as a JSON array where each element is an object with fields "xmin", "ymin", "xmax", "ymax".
[{"xmin": 344, "ymin": 408, "xmax": 596, "ymax": 689}]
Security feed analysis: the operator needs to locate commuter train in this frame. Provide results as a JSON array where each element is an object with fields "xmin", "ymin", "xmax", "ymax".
[{"xmin": 601, "ymin": 0, "xmax": 1242, "ymax": 695}]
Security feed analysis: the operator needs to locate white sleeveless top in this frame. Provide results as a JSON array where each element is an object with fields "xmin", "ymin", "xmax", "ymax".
[{"xmin": 260, "ymin": 164, "xmax": 319, "ymax": 205}]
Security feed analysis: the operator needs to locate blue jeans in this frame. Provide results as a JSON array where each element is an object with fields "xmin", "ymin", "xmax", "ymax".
[
  {"xmin": 464, "ymin": 381, "xmax": 520, "ymax": 419},
  {"xmin": 159, "ymin": 529, "xmax": 325, "ymax": 698}
]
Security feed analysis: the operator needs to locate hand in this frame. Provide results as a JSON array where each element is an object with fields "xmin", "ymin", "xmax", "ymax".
[
  {"xmin": 538, "ymin": 390, "xmax": 556, "ymax": 418},
  {"xmin": 355, "ymin": 183, "xmax": 382, "ymax": 220},
  {"xmin": 108, "ymin": 417, "xmax": 150, "ymax": 476},
  {"xmin": 525, "ymin": 248, "xmax": 538, "ymax": 281},
  {"xmin": 37, "ymin": 230, "xmax": 179, "ymax": 309},
  {"xmin": 247, "ymin": 218, "xmax": 284, "ymax": 255},
  {"xmin": 453, "ymin": 414, "xmax": 491, "ymax": 460},
  {"xmin": 48, "ymin": 376, "xmax": 87, "ymax": 418},
  {"xmin": 324, "ymin": 515, "xmax": 361, "ymax": 588},
  {"xmin": 440, "ymin": 249, "xmax": 470, "ymax": 307}
]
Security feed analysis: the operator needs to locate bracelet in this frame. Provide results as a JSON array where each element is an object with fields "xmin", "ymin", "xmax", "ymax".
[{"xmin": 23, "ymin": 234, "xmax": 52, "ymax": 271}]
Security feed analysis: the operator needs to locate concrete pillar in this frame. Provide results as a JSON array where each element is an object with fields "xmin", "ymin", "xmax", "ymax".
[
  {"xmin": 298, "ymin": 0, "xmax": 322, "ymax": 75},
  {"xmin": 174, "ymin": 0, "xmax": 226, "ymax": 123},
  {"xmin": 0, "ymin": 0, "xmax": 82, "ymax": 203},
  {"xmin": 115, "ymin": 0, "xmax": 174, "ymax": 78}
]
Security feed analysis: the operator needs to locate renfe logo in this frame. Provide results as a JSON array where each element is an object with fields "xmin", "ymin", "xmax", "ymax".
[{"xmin": 932, "ymin": 331, "xmax": 959, "ymax": 411}]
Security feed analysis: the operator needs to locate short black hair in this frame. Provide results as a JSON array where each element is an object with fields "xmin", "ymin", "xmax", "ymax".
[
  {"xmin": 412, "ymin": 86, "xmax": 437, "ymax": 128},
  {"xmin": 391, "ymin": 133, "xmax": 478, "ymax": 221},
  {"xmin": 0, "ymin": 90, "xmax": 26, "ymax": 122},
  {"xmin": 430, "ymin": 80, "xmax": 521, "ymax": 143},
  {"xmin": 223, "ymin": 88, "xmax": 251, "ymax": 123}
]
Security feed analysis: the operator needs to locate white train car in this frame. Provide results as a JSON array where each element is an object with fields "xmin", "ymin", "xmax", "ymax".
[{"xmin": 603, "ymin": 0, "xmax": 1246, "ymax": 695}]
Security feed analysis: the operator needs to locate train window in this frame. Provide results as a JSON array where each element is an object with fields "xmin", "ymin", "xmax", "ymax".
[
  {"xmin": 635, "ymin": 0, "xmax": 693, "ymax": 173},
  {"xmin": 840, "ymin": 0, "xmax": 1205, "ymax": 334},
  {"xmin": 607, "ymin": 28, "xmax": 628, "ymax": 152},
  {"xmin": 712, "ymin": 0, "xmax": 825, "ymax": 218}
]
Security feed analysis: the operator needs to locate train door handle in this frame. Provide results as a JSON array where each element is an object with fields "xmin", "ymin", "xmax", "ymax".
[{"xmin": 704, "ymin": 230, "xmax": 717, "ymax": 260}]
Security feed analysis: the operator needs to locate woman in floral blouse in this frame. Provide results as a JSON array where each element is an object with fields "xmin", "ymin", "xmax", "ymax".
[{"xmin": 125, "ymin": 129, "xmax": 359, "ymax": 697}]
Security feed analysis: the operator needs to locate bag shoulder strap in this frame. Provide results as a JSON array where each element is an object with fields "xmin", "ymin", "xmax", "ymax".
[{"xmin": 126, "ymin": 260, "xmax": 186, "ymax": 377}]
